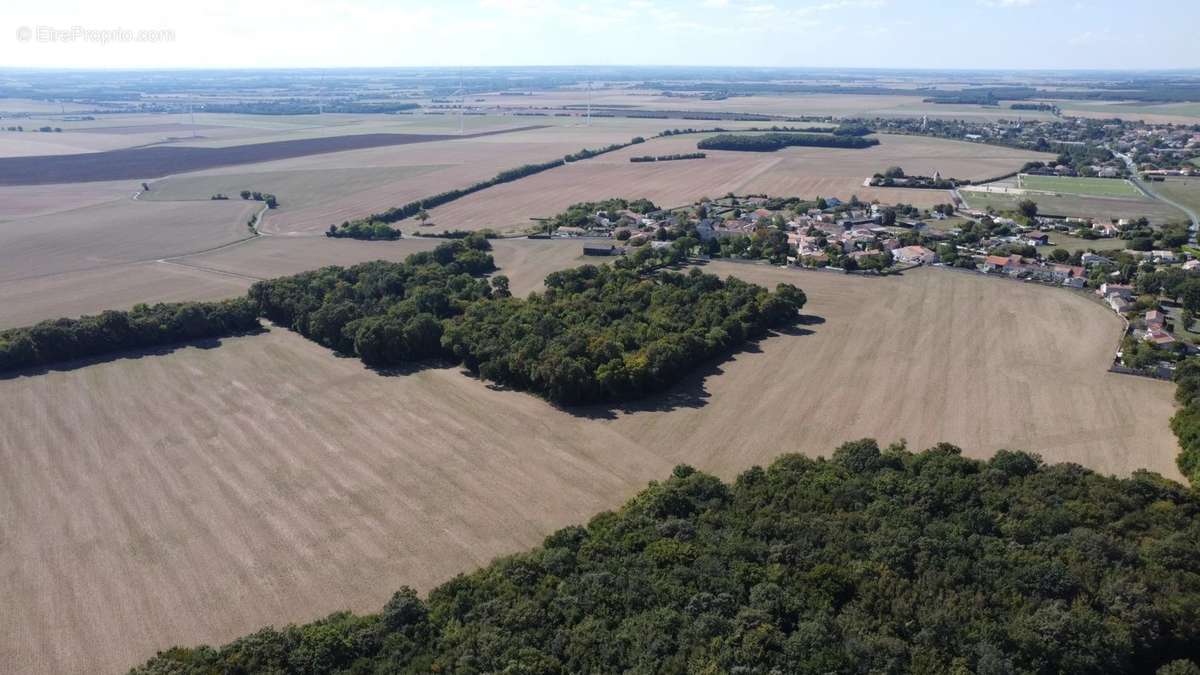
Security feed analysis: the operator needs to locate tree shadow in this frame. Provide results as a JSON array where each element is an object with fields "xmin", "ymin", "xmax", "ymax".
[
  {"xmin": 0, "ymin": 327, "xmax": 266, "ymax": 380},
  {"xmin": 560, "ymin": 312, "xmax": 823, "ymax": 420},
  {"xmin": 362, "ymin": 312, "xmax": 823, "ymax": 419}
]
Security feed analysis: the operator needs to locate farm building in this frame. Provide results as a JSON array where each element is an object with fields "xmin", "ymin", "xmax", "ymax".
[{"xmin": 583, "ymin": 244, "xmax": 621, "ymax": 256}]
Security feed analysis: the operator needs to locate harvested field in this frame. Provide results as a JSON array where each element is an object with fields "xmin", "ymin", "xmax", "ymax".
[
  {"xmin": 0, "ymin": 127, "xmax": 545, "ymax": 185},
  {"xmin": 140, "ymin": 165, "xmax": 450, "ymax": 211},
  {"xmin": 0, "ymin": 237, "xmax": 584, "ymax": 329},
  {"xmin": 429, "ymin": 134, "xmax": 1049, "ymax": 231},
  {"xmin": 0, "ymin": 264, "xmax": 1179, "ymax": 674},
  {"xmin": 477, "ymin": 90, "xmax": 1058, "ymax": 121},
  {"xmin": 176, "ymin": 123, "xmax": 675, "ymax": 235},
  {"xmin": 0, "ymin": 180, "xmax": 133, "ymax": 222},
  {"xmin": 0, "ymin": 198, "xmax": 259, "ymax": 284},
  {"xmin": 0, "ymin": 261, "xmax": 251, "ymax": 329}
]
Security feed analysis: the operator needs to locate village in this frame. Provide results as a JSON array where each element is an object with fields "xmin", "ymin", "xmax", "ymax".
[{"xmin": 553, "ymin": 191, "xmax": 1200, "ymax": 378}]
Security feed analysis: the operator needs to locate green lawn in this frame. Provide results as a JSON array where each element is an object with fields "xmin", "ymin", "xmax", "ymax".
[
  {"xmin": 1153, "ymin": 177, "xmax": 1200, "ymax": 214},
  {"xmin": 1044, "ymin": 233, "xmax": 1127, "ymax": 253},
  {"xmin": 960, "ymin": 189, "xmax": 1183, "ymax": 223},
  {"xmin": 1018, "ymin": 174, "xmax": 1143, "ymax": 198}
]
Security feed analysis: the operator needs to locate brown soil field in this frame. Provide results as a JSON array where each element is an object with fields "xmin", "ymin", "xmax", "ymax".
[
  {"xmin": 0, "ymin": 198, "xmax": 259, "ymax": 285},
  {"xmin": 173, "ymin": 123, "xmax": 674, "ymax": 235},
  {"xmin": 0, "ymin": 261, "xmax": 251, "ymax": 329},
  {"xmin": 0, "ymin": 127, "xmax": 545, "ymax": 186},
  {"xmin": 428, "ymin": 134, "xmax": 1051, "ymax": 231},
  {"xmin": 0, "ymin": 264, "xmax": 1179, "ymax": 674},
  {"xmin": 0, "ymin": 180, "xmax": 134, "ymax": 222}
]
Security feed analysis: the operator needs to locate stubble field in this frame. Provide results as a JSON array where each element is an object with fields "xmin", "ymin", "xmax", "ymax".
[{"xmin": 0, "ymin": 263, "xmax": 1179, "ymax": 674}]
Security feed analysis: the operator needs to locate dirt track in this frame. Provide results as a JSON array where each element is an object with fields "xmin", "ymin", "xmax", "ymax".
[{"xmin": 0, "ymin": 264, "xmax": 1179, "ymax": 674}]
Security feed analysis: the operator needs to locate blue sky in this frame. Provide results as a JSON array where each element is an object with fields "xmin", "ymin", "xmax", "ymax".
[{"xmin": 2, "ymin": 0, "xmax": 1197, "ymax": 70}]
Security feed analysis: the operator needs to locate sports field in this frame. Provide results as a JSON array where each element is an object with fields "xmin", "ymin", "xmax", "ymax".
[
  {"xmin": 1018, "ymin": 174, "xmax": 1143, "ymax": 198},
  {"xmin": 961, "ymin": 189, "xmax": 1185, "ymax": 223},
  {"xmin": 0, "ymin": 263, "xmax": 1179, "ymax": 674}
]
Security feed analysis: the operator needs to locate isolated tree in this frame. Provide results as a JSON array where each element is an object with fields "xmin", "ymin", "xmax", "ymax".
[
  {"xmin": 240, "ymin": 190, "xmax": 252, "ymax": 200},
  {"xmin": 1017, "ymin": 199, "xmax": 1039, "ymax": 219},
  {"xmin": 417, "ymin": 209, "xmax": 430, "ymax": 226},
  {"xmin": 880, "ymin": 208, "xmax": 897, "ymax": 226},
  {"xmin": 1049, "ymin": 248, "xmax": 1070, "ymax": 263},
  {"xmin": 490, "ymin": 275, "xmax": 511, "ymax": 298},
  {"xmin": 884, "ymin": 166, "xmax": 905, "ymax": 179}
]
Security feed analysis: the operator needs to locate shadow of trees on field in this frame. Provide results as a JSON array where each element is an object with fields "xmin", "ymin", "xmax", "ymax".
[
  {"xmin": 557, "ymin": 312, "xmax": 823, "ymax": 420},
  {"xmin": 0, "ymin": 328, "xmax": 267, "ymax": 380},
  {"xmin": 362, "ymin": 312, "xmax": 824, "ymax": 419}
]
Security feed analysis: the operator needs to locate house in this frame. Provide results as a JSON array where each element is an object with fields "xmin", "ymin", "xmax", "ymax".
[
  {"xmin": 555, "ymin": 226, "xmax": 587, "ymax": 237},
  {"xmin": 1099, "ymin": 283, "xmax": 1133, "ymax": 299},
  {"xmin": 1081, "ymin": 252, "xmax": 1113, "ymax": 266},
  {"xmin": 1152, "ymin": 250, "xmax": 1179, "ymax": 263},
  {"xmin": 1024, "ymin": 232, "xmax": 1050, "ymax": 246},
  {"xmin": 1185, "ymin": 259, "xmax": 1200, "ymax": 271},
  {"xmin": 1062, "ymin": 276, "xmax": 1086, "ymax": 289},
  {"xmin": 983, "ymin": 254, "xmax": 1024, "ymax": 274},
  {"xmin": 694, "ymin": 219, "xmax": 716, "ymax": 242},
  {"xmin": 1108, "ymin": 295, "xmax": 1134, "ymax": 313},
  {"xmin": 892, "ymin": 245, "xmax": 937, "ymax": 265},
  {"xmin": 1091, "ymin": 223, "xmax": 1120, "ymax": 237},
  {"xmin": 1144, "ymin": 329, "xmax": 1176, "ymax": 346},
  {"xmin": 1050, "ymin": 264, "xmax": 1086, "ymax": 281}
]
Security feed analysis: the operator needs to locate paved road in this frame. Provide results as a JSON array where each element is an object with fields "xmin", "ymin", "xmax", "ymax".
[{"xmin": 1113, "ymin": 150, "xmax": 1198, "ymax": 241}]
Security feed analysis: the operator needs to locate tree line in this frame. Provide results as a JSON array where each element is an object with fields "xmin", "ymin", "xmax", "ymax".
[
  {"xmin": 1171, "ymin": 359, "xmax": 1200, "ymax": 485},
  {"xmin": 630, "ymin": 152, "xmax": 706, "ymax": 163},
  {"xmin": 133, "ymin": 439, "xmax": 1200, "ymax": 674},
  {"xmin": 341, "ymin": 137, "xmax": 647, "ymax": 230},
  {"xmin": 697, "ymin": 133, "xmax": 879, "ymax": 152},
  {"xmin": 0, "ymin": 300, "xmax": 260, "ymax": 373}
]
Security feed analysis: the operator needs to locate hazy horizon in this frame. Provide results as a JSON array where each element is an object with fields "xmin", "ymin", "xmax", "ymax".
[{"xmin": 3, "ymin": 0, "xmax": 1198, "ymax": 71}]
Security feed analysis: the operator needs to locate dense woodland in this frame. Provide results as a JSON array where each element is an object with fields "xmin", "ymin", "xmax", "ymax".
[
  {"xmin": 697, "ymin": 133, "xmax": 879, "ymax": 152},
  {"xmin": 442, "ymin": 265, "xmax": 806, "ymax": 405},
  {"xmin": 251, "ymin": 237, "xmax": 497, "ymax": 367},
  {"xmin": 1171, "ymin": 360, "xmax": 1200, "ymax": 486},
  {"xmin": 0, "ymin": 300, "xmax": 260, "ymax": 373},
  {"xmin": 134, "ymin": 439, "xmax": 1200, "ymax": 674}
]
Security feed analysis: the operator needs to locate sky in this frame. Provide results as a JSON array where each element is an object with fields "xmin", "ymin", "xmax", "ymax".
[{"xmin": 1, "ymin": 0, "xmax": 1197, "ymax": 71}]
